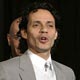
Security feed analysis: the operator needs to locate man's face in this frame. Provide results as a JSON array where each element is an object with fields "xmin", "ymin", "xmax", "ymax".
[
  {"xmin": 26, "ymin": 9, "xmax": 57, "ymax": 54},
  {"xmin": 7, "ymin": 18, "xmax": 22, "ymax": 57}
]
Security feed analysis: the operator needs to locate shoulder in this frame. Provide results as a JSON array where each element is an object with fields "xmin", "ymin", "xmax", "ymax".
[
  {"xmin": 0, "ymin": 52, "xmax": 28, "ymax": 69},
  {"xmin": 0, "ymin": 57, "xmax": 20, "ymax": 80},
  {"xmin": 0, "ymin": 56, "xmax": 20, "ymax": 69},
  {"xmin": 53, "ymin": 60, "xmax": 76, "ymax": 79},
  {"xmin": 53, "ymin": 60, "xmax": 72, "ymax": 71}
]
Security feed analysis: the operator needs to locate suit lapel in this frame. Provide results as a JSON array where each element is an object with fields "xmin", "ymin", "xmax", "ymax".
[
  {"xmin": 19, "ymin": 52, "xmax": 36, "ymax": 80},
  {"xmin": 19, "ymin": 52, "xmax": 67, "ymax": 80},
  {"xmin": 53, "ymin": 61, "xmax": 66, "ymax": 80}
]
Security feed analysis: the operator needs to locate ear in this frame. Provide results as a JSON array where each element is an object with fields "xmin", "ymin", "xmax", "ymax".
[
  {"xmin": 7, "ymin": 34, "xmax": 11, "ymax": 46},
  {"xmin": 21, "ymin": 29, "xmax": 27, "ymax": 39},
  {"xmin": 54, "ymin": 30, "xmax": 58, "ymax": 40}
]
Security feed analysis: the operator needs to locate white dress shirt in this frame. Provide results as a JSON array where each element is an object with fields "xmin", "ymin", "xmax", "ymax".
[{"xmin": 27, "ymin": 49, "xmax": 56, "ymax": 80}]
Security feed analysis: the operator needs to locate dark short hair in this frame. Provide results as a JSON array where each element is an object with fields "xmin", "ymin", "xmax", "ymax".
[{"xmin": 19, "ymin": 1, "xmax": 60, "ymax": 30}]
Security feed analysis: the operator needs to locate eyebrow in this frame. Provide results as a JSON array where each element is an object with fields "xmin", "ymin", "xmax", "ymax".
[
  {"xmin": 32, "ymin": 21, "xmax": 41, "ymax": 24},
  {"xmin": 33, "ymin": 21, "xmax": 54, "ymax": 24},
  {"xmin": 47, "ymin": 21, "xmax": 55, "ymax": 24}
]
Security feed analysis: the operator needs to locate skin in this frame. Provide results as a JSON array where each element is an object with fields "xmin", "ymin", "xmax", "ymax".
[
  {"xmin": 22, "ymin": 9, "xmax": 58, "ymax": 60},
  {"xmin": 7, "ymin": 18, "xmax": 22, "ymax": 57}
]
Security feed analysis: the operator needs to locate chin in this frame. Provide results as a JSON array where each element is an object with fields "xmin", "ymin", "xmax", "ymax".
[{"xmin": 36, "ymin": 47, "xmax": 50, "ymax": 53}]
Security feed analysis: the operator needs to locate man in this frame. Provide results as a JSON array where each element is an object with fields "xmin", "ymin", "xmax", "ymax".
[
  {"xmin": 0, "ymin": 1, "xmax": 75, "ymax": 80},
  {"xmin": 7, "ymin": 17, "xmax": 23, "ymax": 57}
]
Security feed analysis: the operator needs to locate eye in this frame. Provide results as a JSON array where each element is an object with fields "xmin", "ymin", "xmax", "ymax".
[
  {"xmin": 33, "ymin": 23, "xmax": 40, "ymax": 28},
  {"xmin": 11, "ymin": 33, "xmax": 21, "ymax": 40},
  {"xmin": 48, "ymin": 24, "xmax": 54, "ymax": 27},
  {"xmin": 47, "ymin": 24, "xmax": 55, "ymax": 28},
  {"xmin": 34, "ymin": 24, "xmax": 38, "ymax": 26},
  {"xmin": 47, "ymin": 21, "xmax": 55, "ymax": 28}
]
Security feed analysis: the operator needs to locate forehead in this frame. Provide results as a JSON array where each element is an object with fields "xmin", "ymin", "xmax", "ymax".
[
  {"xmin": 29, "ymin": 9, "xmax": 55, "ymax": 22},
  {"xmin": 10, "ymin": 18, "xmax": 21, "ymax": 34}
]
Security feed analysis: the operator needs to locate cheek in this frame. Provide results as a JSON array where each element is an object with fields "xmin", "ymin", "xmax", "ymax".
[
  {"xmin": 28, "ymin": 34, "xmax": 36, "ymax": 43},
  {"xmin": 50, "ymin": 30, "xmax": 57, "ymax": 39},
  {"xmin": 49, "ymin": 33, "xmax": 56, "ymax": 47},
  {"xmin": 27, "ymin": 30, "xmax": 38, "ymax": 40},
  {"xmin": 12, "ymin": 40, "xmax": 19, "ymax": 48},
  {"xmin": 49, "ymin": 32, "xmax": 57, "ymax": 45},
  {"xmin": 27, "ymin": 32, "xmax": 38, "ymax": 46}
]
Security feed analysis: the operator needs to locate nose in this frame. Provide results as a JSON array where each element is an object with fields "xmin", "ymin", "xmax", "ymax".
[{"xmin": 40, "ymin": 26, "xmax": 48, "ymax": 33}]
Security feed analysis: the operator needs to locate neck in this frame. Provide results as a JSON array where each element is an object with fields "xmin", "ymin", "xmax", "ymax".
[
  {"xmin": 37, "ymin": 53, "xmax": 50, "ymax": 60},
  {"xmin": 29, "ymin": 49, "xmax": 50, "ymax": 60}
]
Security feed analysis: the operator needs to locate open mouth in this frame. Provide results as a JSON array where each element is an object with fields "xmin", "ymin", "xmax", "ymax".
[{"xmin": 39, "ymin": 36, "xmax": 48, "ymax": 43}]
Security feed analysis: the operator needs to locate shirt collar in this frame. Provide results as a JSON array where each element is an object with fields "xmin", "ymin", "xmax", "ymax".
[{"xmin": 27, "ymin": 49, "xmax": 52, "ymax": 70}]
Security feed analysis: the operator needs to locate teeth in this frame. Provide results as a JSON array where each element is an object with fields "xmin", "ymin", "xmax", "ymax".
[
  {"xmin": 41, "ymin": 37, "xmax": 46, "ymax": 40},
  {"xmin": 39, "ymin": 37, "xmax": 48, "ymax": 43}
]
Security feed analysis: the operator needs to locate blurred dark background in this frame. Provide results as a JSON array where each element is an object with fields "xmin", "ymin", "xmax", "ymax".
[{"xmin": 0, "ymin": 0, "xmax": 79, "ymax": 80}]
